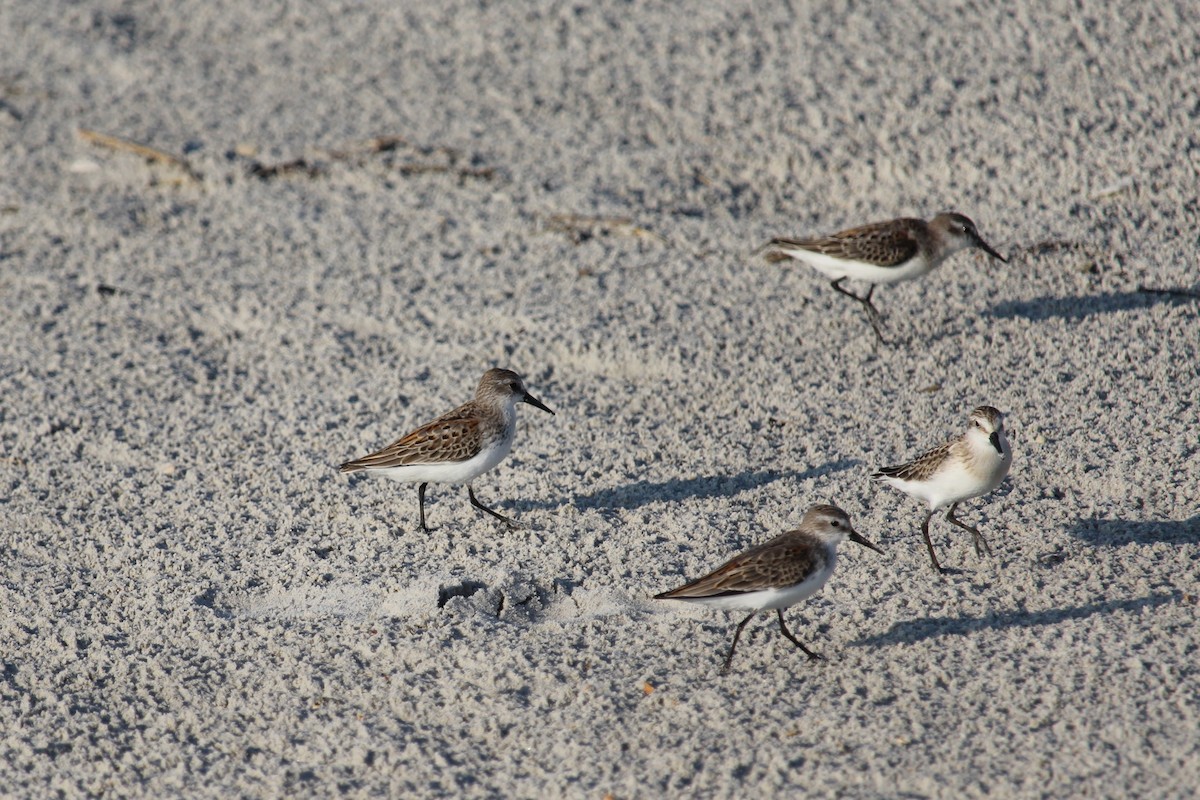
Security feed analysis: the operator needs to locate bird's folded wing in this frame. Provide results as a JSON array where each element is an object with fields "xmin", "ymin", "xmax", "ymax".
[
  {"xmin": 341, "ymin": 415, "xmax": 483, "ymax": 470},
  {"xmin": 874, "ymin": 441, "xmax": 952, "ymax": 482},
  {"xmin": 658, "ymin": 535, "xmax": 826, "ymax": 598},
  {"xmin": 771, "ymin": 219, "xmax": 920, "ymax": 267}
]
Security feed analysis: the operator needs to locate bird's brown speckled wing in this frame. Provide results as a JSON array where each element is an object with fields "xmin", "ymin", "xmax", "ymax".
[
  {"xmin": 656, "ymin": 532, "xmax": 827, "ymax": 598},
  {"xmin": 874, "ymin": 440, "xmax": 953, "ymax": 483},
  {"xmin": 340, "ymin": 402, "xmax": 484, "ymax": 471},
  {"xmin": 769, "ymin": 218, "xmax": 923, "ymax": 267}
]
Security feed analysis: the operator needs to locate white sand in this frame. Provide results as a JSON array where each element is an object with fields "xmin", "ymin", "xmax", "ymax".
[{"xmin": 2, "ymin": 0, "xmax": 1198, "ymax": 796}]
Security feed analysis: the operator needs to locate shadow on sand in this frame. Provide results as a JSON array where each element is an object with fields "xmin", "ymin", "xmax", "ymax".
[
  {"xmin": 1067, "ymin": 515, "xmax": 1200, "ymax": 546},
  {"xmin": 988, "ymin": 288, "xmax": 1198, "ymax": 322},
  {"xmin": 853, "ymin": 592, "xmax": 1184, "ymax": 648},
  {"xmin": 557, "ymin": 459, "xmax": 859, "ymax": 511}
]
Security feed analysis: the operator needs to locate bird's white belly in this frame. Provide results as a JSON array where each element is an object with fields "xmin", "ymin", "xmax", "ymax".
[
  {"xmin": 682, "ymin": 562, "xmax": 835, "ymax": 611},
  {"xmin": 884, "ymin": 458, "xmax": 1009, "ymax": 510},
  {"xmin": 779, "ymin": 248, "xmax": 934, "ymax": 286},
  {"xmin": 372, "ymin": 437, "xmax": 513, "ymax": 485}
]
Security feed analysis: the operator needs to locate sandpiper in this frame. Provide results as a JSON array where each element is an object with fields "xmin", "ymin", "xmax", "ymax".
[
  {"xmin": 654, "ymin": 504, "xmax": 882, "ymax": 673},
  {"xmin": 874, "ymin": 406, "xmax": 1012, "ymax": 572},
  {"xmin": 759, "ymin": 213, "xmax": 1007, "ymax": 343},
  {"xmin": 339, "ymin": 368, "xmax": 554, "ymax": 533}
]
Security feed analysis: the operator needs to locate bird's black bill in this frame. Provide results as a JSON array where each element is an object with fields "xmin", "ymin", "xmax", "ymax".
[
  {"xmin": 989, "ymin": 431, "xmax": 1003, "ymax": 454},
  {"xmin": 977, "ymin": 237, "xmax": 1008, "ymax": 263},
  {"xmin": 850, "ymin": 530, "xmax": 884, "ymax": 554},
  {"xmin": 524, "ymin": 393, "xmax": 555, "ymax": 414}
]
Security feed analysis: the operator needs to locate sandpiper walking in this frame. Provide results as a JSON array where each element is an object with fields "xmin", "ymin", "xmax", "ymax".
[
  {"xmin": 874, "ymin": 406, "xmax": 1012, "ymax": 572},
  {"xmin": 759, "ymin": 212, "xmax": 1007, "ymax": 343},
  {"xmin": 654, "ymin": 504, "xmax": 882, "ymax": 673},
  {"xmin": 340, "ymin": 368, "xmax": 554, "ymax": 533}
]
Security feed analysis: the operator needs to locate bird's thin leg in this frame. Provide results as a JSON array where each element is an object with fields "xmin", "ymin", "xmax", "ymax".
[
  {"xmin": 721, "ymin": 613, "xmax": 757, "ymax": 674},
  {"xmin": 468, "ymin": 486, "xmax": 522, "ymax": 529},
  {"xmin": 417, "ymin": 482, "xmax": 430, "ymax": 534},
  {"xmin": 858, "ymin": 284, "xmax": 888, "ymax": 342},
  {"xmin": 777, "ymin": 609, "xmax": 823, "ymax": 661},
  {"xmin": 921, "ymin": 510, "xmax": 945, "ymax": 573},
  {"xmin": 946, "ymin": 502, "xmax": 992, "ymax": 558},
  {"xmin": 830, "ymin": 277, "xmax": 863, "ymax": 302},
  {"xmin": 831, "ymin": 278, "xmax": 887, "ymax": 344}
]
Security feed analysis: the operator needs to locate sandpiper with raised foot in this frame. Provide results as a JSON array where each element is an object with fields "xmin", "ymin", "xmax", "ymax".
[
  {"xmin": 654, "ymin": 504, "xmax": 883, "ymax": 674},
  {"xmin": 874, "ymin": 406, "xmax": 1012, "ymax": 572},
  {"xmin": 339, "ymin": 368, "xmax": 554, "ymax": 533},
  {"xmin": 759, "ymin": 212, "xmax": 1007, "ymax": 343}
]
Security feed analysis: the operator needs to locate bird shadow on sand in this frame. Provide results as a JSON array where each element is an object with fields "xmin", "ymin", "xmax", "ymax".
[
  {"xmin": 531, "ymin": 459, "xmax": 859, "ymax": 512},
  {"xmin": 852, "ymin": 591, "xmax": 1184, "ymax": 648},
  {"xmin": 987, "ymin": 288, "xmax": 1198, "ymax": 322},
  {"xmin": 1066, "ymin": 515, "xmax": 1200, "ymax": 546}
]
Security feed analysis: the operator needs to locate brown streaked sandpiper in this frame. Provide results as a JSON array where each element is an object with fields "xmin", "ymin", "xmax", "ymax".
[
  {"xmin": 759, "ymin": 212, "xmax": 1007, "ymax": 343},
  {"xmin": 340, "ymin": 368, "xmax": 554, "ymax": 533},
  {"xmin": 874, "ymin": 405, "xmax": 1013, "ymax": 572},
  {"xmin": 654, "ymin": 504, "xmax": 882, "ymax": 673}
]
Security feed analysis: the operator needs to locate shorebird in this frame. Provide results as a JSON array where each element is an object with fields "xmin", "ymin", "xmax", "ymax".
[
  {"xmin": 759, "ymin": 212, "xmax": 1007, "ymax": 343},
  {"xmin": 874, "ymin": 405, "xmax": 1012, "ymax": 571},
  {"xmin": 654, "ymin": 504, "xmax": 882, "ymax": 673},
  {"xmin": 340, "ymin": 368, "xmax": 553, "ymax": 533}
]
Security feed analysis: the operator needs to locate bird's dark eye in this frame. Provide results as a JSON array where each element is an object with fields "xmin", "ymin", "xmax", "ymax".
[{"xmin": 831, "ymin": 519, "xmax": 841, "ymax": 527}]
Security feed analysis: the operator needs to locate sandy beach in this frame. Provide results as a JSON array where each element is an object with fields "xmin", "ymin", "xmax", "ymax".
[{"xmin": 2, "ymin": 0, "xmax": 1198, "ymax": 796}]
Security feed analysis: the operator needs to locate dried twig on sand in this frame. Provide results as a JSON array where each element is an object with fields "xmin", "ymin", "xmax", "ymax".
[
  {"xmin": 77, "ymin": 128, "xmax": 201, "ymax": 183},
  {"xmin": 542, "ymin": 213, "xmax": 665, "ymax": 245},
  {"xmin": 247, "ymin": 159, "xmax": 324, "ymax": 180},
  {"xmin": 328, "ymin": 136, "xmax": 496, "ymax": 182}
]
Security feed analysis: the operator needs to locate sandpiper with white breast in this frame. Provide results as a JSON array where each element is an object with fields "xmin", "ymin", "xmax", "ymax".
[
  {"xmin": 339, "ymin": 368, "xmax": 554, "ymax": 533},
  {"xmin": 759, "ymin": 213, "xmax": 1007, "ymax": 343},
  {"xmin": 654, "ymin": 504, "xmax": 883, "ymax": 674},
  {"xmin": 874, "ymin": 406, "xmax": 1012, "ymax": 572}
]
